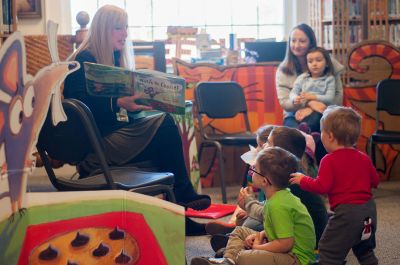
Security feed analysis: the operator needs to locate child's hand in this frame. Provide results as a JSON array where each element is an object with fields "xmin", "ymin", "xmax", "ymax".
[
  {"xmin": 295, "ymin": 107, "xmax": 312, "ymax": 121},
  {"xmin": 244, "ymin": 234, "xmax": 256, "ymax": 249},
  {"xmin": 301, "ymin": 92, "xmax": 317, "ymax": 101},
  {"xmin": 289, "ymin": 172, "xmax": 305, "ymax": 185},
  {"xmin": 307, "ymin": 100, "xmax": 327, "ymax": 113},
  {"xmin": 293, "ymin": 95, "xmax": 302, "ymax": 105},
  {"xmin": 237, "ymin": 187, "xmax": 251, "ymax": 209},
  {"xmin": 236, "ymin": 209, "xmax": 248, "ymax": 220}
]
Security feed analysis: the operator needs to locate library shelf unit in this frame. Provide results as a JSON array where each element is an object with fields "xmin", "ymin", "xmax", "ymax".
[
  {"xmin": 309, "ymin": 0, "xmax": 400, "ymax": 64},
  {"xmin": 0, "ymin": 0, "xmax": 17, "ymax": 45}
]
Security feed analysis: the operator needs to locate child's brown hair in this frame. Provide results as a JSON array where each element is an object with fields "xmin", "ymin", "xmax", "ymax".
[
  {"xmin": 306, "ymin": 47, "xmax": 334, "ymax": 76},
  {"xmin": 269, "ymin": 126, "xmax": 306, "ymax": 159},
  {"xmin": 256, "ymin": 125, "xmax": 275, "ymax": 147},
  {"xmin": 320, "ymin": 106, "xmax": 361, "ymax": 147},
  {"xmin": 257, "ymin": 146, "xmax": 298, "ymax": 189},
  {"xmin": 269, "ymin": 126, "xmax": 317, "ymax": 177}
]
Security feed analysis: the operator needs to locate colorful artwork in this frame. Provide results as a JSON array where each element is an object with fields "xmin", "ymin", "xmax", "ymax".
[
  {"xmin": 172, "ymin": 59, "xmax": 282, "ymax": 186},
  {"xmin": 173, "ymin": 58, "xmax": 283, "ymax": 134},
  {"xmin": 345, "ymin": 40, "xmax": 400, "ymax": 180},
  {"xmin": 173, "ymin": 102, "xmax": 201, "ymax": 192},
  {"xmin": 0, "ymin": 27, "xmax": 185, "ymax": 265},
  {"xmin": 0, "ymin": 32, "xmax": 80, "ymax": 219},
  {"xmin": 0, "ymin": 191, "xmax": 184, "ymax": 265}
]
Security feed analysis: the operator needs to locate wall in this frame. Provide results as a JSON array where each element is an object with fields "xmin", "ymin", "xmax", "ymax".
[
  {"xmin": 284, "ymin": 0, "xmax": 309, "ymax": 39},
  {"xmin": 17, "ymin": 0, "xmax": 72, "ymax": 35}
]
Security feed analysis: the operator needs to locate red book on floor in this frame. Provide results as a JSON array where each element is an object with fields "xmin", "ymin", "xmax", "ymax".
[{"xmin": 185, "ymin": 203, "xmax": 237, "ymax": 219}]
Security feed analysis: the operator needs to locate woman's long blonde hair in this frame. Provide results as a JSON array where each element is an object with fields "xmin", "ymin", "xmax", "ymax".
[{"xmin": 71, "ymin": 5, "xmax": 134, "ymax": 70}]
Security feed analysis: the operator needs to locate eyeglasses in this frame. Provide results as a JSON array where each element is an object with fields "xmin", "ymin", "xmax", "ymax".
[{"xmin": 248, "ymin": 167, "xmax": 272, "ymax": 185}]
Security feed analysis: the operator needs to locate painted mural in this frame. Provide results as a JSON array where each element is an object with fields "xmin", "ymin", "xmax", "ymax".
[
  {"xmin": 345, "ymin": 40, "xmax": 400, "ymax": 180},
  {"xmin": 174, "ymin": 48, "xmax": 400, "ymax": 182},
  {"xmin": 0, "ymin": 26, "xmax": 185, "ymax": 265}
]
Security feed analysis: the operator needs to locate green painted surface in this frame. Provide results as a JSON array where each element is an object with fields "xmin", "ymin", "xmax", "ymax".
[{"xmin": 0, "ymin": 198, "xmax": 184, "ymax": 265}]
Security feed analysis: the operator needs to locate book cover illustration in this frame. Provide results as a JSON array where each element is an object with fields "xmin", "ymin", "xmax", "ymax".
[{"xmin": 84, "ymin": 62, "xmax": 186, "ymax": 114}]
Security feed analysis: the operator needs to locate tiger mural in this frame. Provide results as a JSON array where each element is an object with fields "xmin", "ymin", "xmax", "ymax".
[{"xmin": 346, "ymin": 40, "xmax": 400, "ymax": 180}]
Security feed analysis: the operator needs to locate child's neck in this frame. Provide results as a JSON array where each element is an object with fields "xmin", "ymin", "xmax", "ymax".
[
  {"xmin": 329, "ymin": 144, "xmax": 354, "ymax": 153},
  {"xmin": 311, "ymin": 73, "xmax": 323, "ymax": 79},
  {"xmin": 264, "ymin": 185, "xmax": 281, "ymax": 199}
]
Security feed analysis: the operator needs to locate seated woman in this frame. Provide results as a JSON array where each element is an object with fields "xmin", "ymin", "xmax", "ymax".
[
  {"xmin": 63, "ymin": 5, "xmax": 210, "ymax": 218},
  {"xmin": 276, "ymin": 24, "xmax": 344, "ymax": 132}
]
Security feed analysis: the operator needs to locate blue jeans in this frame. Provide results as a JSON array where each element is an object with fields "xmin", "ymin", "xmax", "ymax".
[{"xmin": 284, "ymin": 111, "xmax": 322, "ymax": 132}]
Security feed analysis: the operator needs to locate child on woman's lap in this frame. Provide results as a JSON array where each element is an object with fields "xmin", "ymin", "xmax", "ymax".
[{"xmin": 289, "ymin": 47, "xmax": 336, "ymax": 132}]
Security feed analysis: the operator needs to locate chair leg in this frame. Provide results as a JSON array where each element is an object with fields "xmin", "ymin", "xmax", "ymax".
[
  {"xmin": 242, "ymin": 164, "xmax": 250, "ymax": 188},
  {"xmin": 370, "ymin": 139, "xmax": 377, "ymax": 167},
  {"xmin": 215, "ymin": 142, "xmax": 227, "ymax": 204},
  {"xmin": 130, "ymin": 185, "xmax": 176, "ymax": 203},
  {"xmin": 198, "ymin": 141, "xmax": 227, "ymax": 203}
]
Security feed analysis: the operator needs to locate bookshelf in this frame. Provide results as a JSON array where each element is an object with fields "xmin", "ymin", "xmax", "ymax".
[
  {"xmin": 0, "ymin": 0, "xmax": 17, "ymax": 44},
  {"xmin": 309, "ymin": 0, "xmax": 364, "ymax": 65},
  {"xmin": 310, "ymin": 0, "xmax": 400, "ymax": 63}
]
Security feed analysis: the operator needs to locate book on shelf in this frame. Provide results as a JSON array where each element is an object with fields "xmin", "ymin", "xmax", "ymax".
[{"xmin": 83, "ymin": 62, "xmax": 186, "ymax": 115}]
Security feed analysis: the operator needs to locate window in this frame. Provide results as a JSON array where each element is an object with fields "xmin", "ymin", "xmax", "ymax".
[{"xmin": 70, "ymin": 0, "xmax": 285, "ymax": 42}]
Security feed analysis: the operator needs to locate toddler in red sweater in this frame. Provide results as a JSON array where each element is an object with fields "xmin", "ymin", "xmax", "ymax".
[{"xmin": 290, "ymin": 106, "xmax": 379, "ymax": 265}]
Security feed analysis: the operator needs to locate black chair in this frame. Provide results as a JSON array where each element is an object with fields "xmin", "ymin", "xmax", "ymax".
[
  {"xmin": 37, "ymin": 98, "xmax": 176, "ymax": 202},
  {"xmin": 195, "ymin": 81, "xmax": 257, "ymax": 203},
  {"xmin": 370, "ymin": 79, "xmax": 400, "ymax": 167}
]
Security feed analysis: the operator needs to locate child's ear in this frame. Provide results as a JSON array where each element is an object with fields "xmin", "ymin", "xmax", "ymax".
[
  {"xmin": 261, "ymin": 177, "xmax": 269, "ymax": 187},
  {"xmin": 327, "ymin": 131, "xmax": 335, "ymax": 142}
]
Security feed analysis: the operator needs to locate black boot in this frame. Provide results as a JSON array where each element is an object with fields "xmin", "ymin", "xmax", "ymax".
[
  {"xmin": 176, "ymin": 184, "xmax": 211, "ymax": 210},
  {"xmin": 186, "ymin": 217, "xmax": 206, "ymax": 236}
]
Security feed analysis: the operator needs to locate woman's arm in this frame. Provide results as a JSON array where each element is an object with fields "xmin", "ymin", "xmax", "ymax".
[
  {"xmin": 64, "ymin": 51, "xmax": 118, "ymax": 115},
  {"xmin": 289, "ymin": 76, "xmax": 304, "ymax": 105},
  {"xmin": 331, "ymin": 57, "xmax": 345, "ymax": 105},
  {"xmin": 275, "ymin": 69, "xmax": 302, "ymax": 112}
]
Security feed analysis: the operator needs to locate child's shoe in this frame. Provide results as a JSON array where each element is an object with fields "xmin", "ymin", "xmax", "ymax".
[
  {"xmin": 205, "ymin": 221, "xmax": 235, "ymax": 236},
  {"xmin": 214, "ymin": 247, "xmax": 226, "ymax": 258},
  {"xmin": 210, "ymin": 234, "xmax": 229, "ymax": 252},
  {"xmin": 191, "ymin": 257, "xmax": 234, "ymax": 265},
  {"xmin": 298, "ymin": 122, "xmax": 311, "ymax": 134}
]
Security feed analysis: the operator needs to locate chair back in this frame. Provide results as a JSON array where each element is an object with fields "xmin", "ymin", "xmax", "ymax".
[
  {"xmin": 195, "ymin": 81, "xmax": 248, "ymax": 118},
  {"xmin": 195, "ymin": 81, "xmax": 251, "ymax": 135},
  {"xmin": 376, "ymin": 79, "xmax": 400, "ymax": 115},
  {"xmin": 38, "ymin": 99, "xmax": 100, "ymax": 163},
  {"xmin": 37, "ymin": 98, "xmax": 115, "ymax": 189}
]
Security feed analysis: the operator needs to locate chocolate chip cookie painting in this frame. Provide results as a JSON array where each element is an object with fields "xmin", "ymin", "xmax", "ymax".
[{"xmin": 18, "ymin": 212, "xmax": 165, "ymax": 265}]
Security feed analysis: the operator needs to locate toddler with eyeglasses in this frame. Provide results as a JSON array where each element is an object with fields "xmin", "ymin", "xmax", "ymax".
[{"xmin": 191, "ymin": 146, "xmax": 316, "ymax": 265}]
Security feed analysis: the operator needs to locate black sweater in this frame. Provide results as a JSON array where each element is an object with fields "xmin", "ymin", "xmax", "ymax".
[{"xmin": 64, "ymin": 50, "xmax": 127, "ymax": 136}]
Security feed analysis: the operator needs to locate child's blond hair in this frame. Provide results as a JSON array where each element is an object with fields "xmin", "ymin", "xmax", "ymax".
[{"xmin": 320, "ymin": 106, "xmax": 361, "ymax": 146}]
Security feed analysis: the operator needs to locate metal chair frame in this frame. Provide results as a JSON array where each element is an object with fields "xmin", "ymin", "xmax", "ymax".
[
  {"xmin": 195, "ymin": 81, "xmax": 256, "ymax": 203},
  {"xmin": 37, "ymin": 98, "xmax": 176, "ymax": 202},
  {"xmin": 370, "ymin": 79, "xmax": 400, "ymax": 168}
]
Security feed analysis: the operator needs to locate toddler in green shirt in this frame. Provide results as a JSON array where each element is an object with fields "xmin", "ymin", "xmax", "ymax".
[{"xmin": 191, "ymin": 147, "xmax": 315, "ymax": 265}]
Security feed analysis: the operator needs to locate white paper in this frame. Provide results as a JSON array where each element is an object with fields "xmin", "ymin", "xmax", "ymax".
[{"xmin": 240, "ymin": 145, "xmax": 257, "ymax": 166}]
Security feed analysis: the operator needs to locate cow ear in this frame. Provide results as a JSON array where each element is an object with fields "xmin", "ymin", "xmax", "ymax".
[{"xmin": 0, "ymin": 32, "xmax": 25, "ymax": 99}]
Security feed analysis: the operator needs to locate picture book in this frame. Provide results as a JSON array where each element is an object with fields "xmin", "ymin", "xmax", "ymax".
[{"xmin": 84, "ymin": 62, "xmax": 186, "ymax": 114}]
